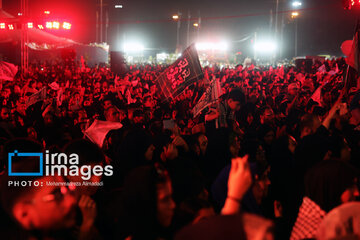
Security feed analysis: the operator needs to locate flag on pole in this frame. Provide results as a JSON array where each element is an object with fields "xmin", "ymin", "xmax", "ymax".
[
  {"xmin": 343, "ymin": 21, "xmax": 360, "ymax": 95},
  {"xmin": 156, "ymin": 44, "xmax": 203, "ymax": 99},
  {"xmin": 311, "ymin": 85, "xmax": 322, "ymax": 106},
  {"xmin": 192, "ymin": 78, "xmax": 223, "ymax": 117},
  {"xmin": 0, "ymin": 61, "xmax": 18, "ymax": 81},
  {"xmin": 26, "ymin": 87, "xmax": 47, "ymax": 109},
  {"xmin": 48, "ymin": 81, "xmax": 60, "ymax": 91},
  {"xmin": 346, "ymin": 21, "xmax": 360, "ymax": 72},
  {"xmin": 84, "ymin": 120, "xmax": 123, "ymax": 147},
  {"xmin": 318, "ymin": 64, "xmax": 326, "ymax": 73}
]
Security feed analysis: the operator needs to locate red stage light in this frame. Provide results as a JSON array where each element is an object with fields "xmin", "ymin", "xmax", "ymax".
[
  {"xmin": 27, "ymin": 22, "xmax": 33, "ymax": 29},
  {"xmin": 53, "ymin": 21, "xmax": 60, "ymax": 29},
  {"xmin": 344, "ymin": 0, "xmax": 360, "ymax": 9},
  {"xmin": 60, "ymin": 186, "xmax": 67, "ymax": 195},
  {"xmin": 46, "ymin": 22, "xmax": 53, "ymax": 29},
  {"xmin": 44, "ymin": 11, "xmax": 50, "ymax": 15},
  {"xmin": 0, "ymin": 23, "xmax": 5, "ymax": 29},
  {"xmin": 62, "ymin": 22, "xmax": 71, "ymax": 30},
  {"xmin": 8, "ymin": 24, "xmax": 14, "ymax": 30},
  {"xmin": 38, "ymin": 24, "xmax": 44, "ymax": 30}
]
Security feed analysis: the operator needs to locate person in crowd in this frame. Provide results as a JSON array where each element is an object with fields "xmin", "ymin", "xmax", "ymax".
[
  {"xmin": 119, "ymin": 163, "xmax": 176, "ymax": 240},
  {"xmin": 205, "ymin": 88, "xmax": 245, "ymax": 130},
  {"xmin": 290, "ymin": 160, "xmax": 359, "ymax": 240},
  {"xmin": 0, "ymin": 139, "xmax": 99, "ymax": 240},
  {"xmin": 104, "ymin": 106, "xmax": 121, "ymax": 123},
  {"xmin": 317, "ymin": 202, "xmax": 360, "ymax": 240},
  {"xmin": 0, "ymin": 57, "xmax": 358, "ymax": 240}
]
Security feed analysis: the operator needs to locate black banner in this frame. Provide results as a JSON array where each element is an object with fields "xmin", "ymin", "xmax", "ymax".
[{"xmin": 156, "ymin": 44, "xmax": 203, "ymax": 99}]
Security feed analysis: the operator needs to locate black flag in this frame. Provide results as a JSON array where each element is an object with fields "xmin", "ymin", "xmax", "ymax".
[{"xmin": 156, "ymin": 44, "xmax": 203, "ymax": 99}]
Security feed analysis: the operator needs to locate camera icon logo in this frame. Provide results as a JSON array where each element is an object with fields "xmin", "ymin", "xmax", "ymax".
[{"xmin": 8, "ymin": 150, "xmax": 43, "ymax": 176}]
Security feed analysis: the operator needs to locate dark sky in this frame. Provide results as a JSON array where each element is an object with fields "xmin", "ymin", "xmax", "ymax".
[{"xmin": 2, "ymin": 0, "xmax": 360, "ymax": 57}]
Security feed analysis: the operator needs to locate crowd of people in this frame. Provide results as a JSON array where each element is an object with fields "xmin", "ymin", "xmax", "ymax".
[{"xmin": 0, "ymin": 56, "xmax": 360, "ymax": 240}]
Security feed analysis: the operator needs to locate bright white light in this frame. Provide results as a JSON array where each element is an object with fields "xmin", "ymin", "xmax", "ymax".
[
  {"xmin": 127, "ymin": 56, "xmax": 134, "ymax": 63},
  {"xmin": 157, "ymin": 53, "xmax": 169, "ymax": 61},
  {"xmin": 115, "ymin": 5, "xmax": 123, "ymax": 8},
  {"xmin": 46, "ymin": 22, "xmax": 53, "ymax": 29},
  {"xmin": 123, "ymin": 42, "xmax": 145, "ymax": 52},
  {"xmin": 291, "ymin": 12, "xmax": 299, "ymax": 18},
  {"xmin": 218, "ymin": 42, "xmax": 229, "ymax": 51},
  {"xmin": 52, "ymin": 21, "xmax": 60, "ymax": 29},
  {"xmin": 195, "ymin": 41, "xmax": 228, "ymax": 51},
  {"xmin": 292, "ymin": 1, "xmax": 302, "ymax": 7},
  {"xmin": 195, "ymin": 42, "xmax": 210, "ymax": 51},
  {"xmin": 62, "ymin": 22, "xmax": 72, "ymax": 30},
  {"xmin": 254, "ymin": 41, "xmax": 277, "ymax": 53}
]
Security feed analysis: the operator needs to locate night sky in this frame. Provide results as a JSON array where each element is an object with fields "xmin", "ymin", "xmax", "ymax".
[{"xmin": 2, "ymin": 0, "xmax": 360, "ymax": 58}]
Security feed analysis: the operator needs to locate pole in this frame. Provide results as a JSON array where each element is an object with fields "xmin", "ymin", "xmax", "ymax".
[
  {"xmin": 117, "ymin": 24, "xmax": 120, "ymax": 48},
  {"xmin": 274, "ymin": 0, "xmax": 279, "ymax": 40},
  {"xmin": 176, "ymin": 21, "xmax": 180, "ymax": 52},
  {"xmin": 295, "ymin": 18, "xmax": 298, "ymax": 57},
  {"xmin": 187, "ymin": 10, "xmax": 190, "ymax": 47},
  {"xmin": 269, "ymin": 9, "xmax": 273, "ymax": 34},
  {"xmin": 100, "ymin": 0, "xmax": 103, "ymax": 43},
  {"xmin": 274, "ymin": 0, "xmax": 279, "ymax": 59},
  {"xmin": 105, "ymin": 10, "xmax": 109, "ymax": 43},
  {"xmin": 20, "ymin": 0, "xmax": 28, "ymax": 76},
  {"xmin": 343, "ymin": 65, "xmax": 351, "ymax": 97},
  {"xmin": 275, "ymin": 0, "xmax": 279, "ymax": 35},
  {"xmin": 280, "ymin": 13, "xmax": 284, "ymax": 59},
  {"xmin": 176, "ymin": 12, "xmax": 181, "ymax": 53},
  {"xmin": 254, "ymin": 31, "xmax": 257, "ymax": 60},
  {"xmin": 96, "ymin": 11, "xmax": 99, "ymax": 42},
  {"xmin": 198, "ymin": 11, "xmax": 201, "ymax": 41}
]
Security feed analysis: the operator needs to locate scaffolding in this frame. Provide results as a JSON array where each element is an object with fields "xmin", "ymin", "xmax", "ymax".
[{"xmin": 20, "ymin": 0, "xmax": 28, "ymax": 76}]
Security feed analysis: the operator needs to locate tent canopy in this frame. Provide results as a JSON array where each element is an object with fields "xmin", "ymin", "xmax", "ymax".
[{"xmin": 0, "ymin": 9, "xmax": 76, "ymax": 47}]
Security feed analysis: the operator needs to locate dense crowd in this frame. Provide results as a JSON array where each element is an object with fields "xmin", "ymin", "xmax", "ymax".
[{"xmin": 0, "ymin": 57, "xmax": 360, "ymax": 240}]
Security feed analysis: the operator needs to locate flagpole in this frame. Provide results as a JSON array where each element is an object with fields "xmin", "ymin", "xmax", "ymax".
[
  {"xmin": 215, "ymin": 77, "xmax": 220, "ymax": 129},
  {"xmin": 343, "ymin": 19, "xmax": 359, "ymax": 97},
  {"xmin": 343, "ymin": 65, "xmax": 350, "ymax": 97}
]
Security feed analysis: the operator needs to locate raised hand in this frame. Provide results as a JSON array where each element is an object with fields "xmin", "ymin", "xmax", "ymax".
[
  {"xmin": 222, "ymin": 155, "xmax": 252, "ymax": 215},
  {"xmin": 227, "ymin": 155, "xmax": 252, "ymax": 201}
]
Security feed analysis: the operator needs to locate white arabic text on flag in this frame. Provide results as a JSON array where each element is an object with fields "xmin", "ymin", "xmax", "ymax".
[{"xmin": 156, "ymin": 44, "xmax": 203, "ymax": 100}]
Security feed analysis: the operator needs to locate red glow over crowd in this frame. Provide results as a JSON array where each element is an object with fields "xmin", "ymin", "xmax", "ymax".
[{"xmin": 0, "ymin": 56, "xmax": 359, "ymax": 240}]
